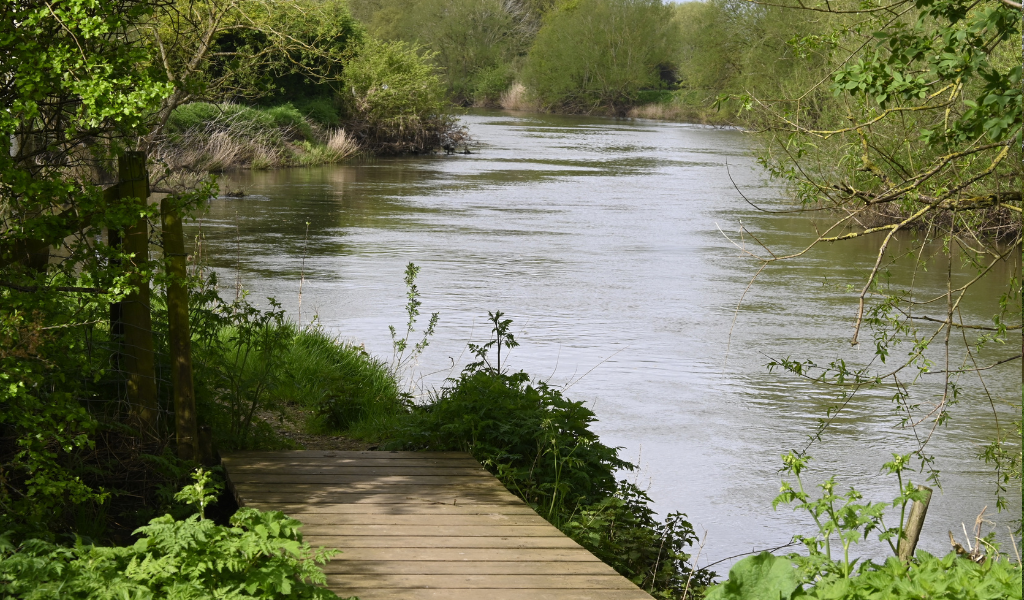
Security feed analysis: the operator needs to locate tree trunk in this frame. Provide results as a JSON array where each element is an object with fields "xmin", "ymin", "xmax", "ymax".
[
  {"xmin": 119, "ymin": 152, "xmax": 160, "ymax": 440},
  {"xmin": 162, "ymin": 196, "xmax": 198, "ymax": 460}
]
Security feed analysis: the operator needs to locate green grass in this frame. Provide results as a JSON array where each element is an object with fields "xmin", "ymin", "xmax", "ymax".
[
  {"xmin": 193, "ymin": 318, "xmax": 406, "ymax": 450},
  {"xmin": 275, "ymin": 324, "xmax": 408, "ymax": 438}
]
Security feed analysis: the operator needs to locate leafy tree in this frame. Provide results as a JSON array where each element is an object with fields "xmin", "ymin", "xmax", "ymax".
[
  {"xmin": 672, "ymin": 0, "xmax": 835, "ymax": 114},
  {"xmin": 406, "ymin": 0, "xmax": 531, "ymax": 102},
  {"xmin": 349, "ymin": 0, "xmax": 533, "ymax": 103},
  {"xmin": 522, "ymin": 0, "xmax": 680, "ymax": 113},
  {"xmin": 0, "ymin": 0, "xmax": 174, "ymax": 534},
  {"xmin": 340, "ymin": 38, "xmax": 463, "ymax": 153}
]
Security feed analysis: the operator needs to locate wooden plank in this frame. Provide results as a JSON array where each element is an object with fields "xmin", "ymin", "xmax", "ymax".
[
  {"xmin": 323, "ymin": 561, "xmax": 619, "ymax": 576},
  {"xmin": 326, "ymin": 574, "xmax": 640, "ymax": 590},
  {"xmin": 233, "ymin": 481, "xmax": 508, "ymax": 493},
  {"xmin": 222, "ymin": 451, "xmax": 654, "ymax": 600},
  {"xmin": 287, "ymin": 513, "xmax": 552, "ymax": 526},
  {"xmin": 300, "ymin": 536, "xmax": 583, "ymax": 549},
  {"xmin": 300, "ymin": 525, "xmax": 564, "ymax": 537},
  {"xmin": 324, "ymin": 548, "xmax": 603, "ymax": 562},
  {"xmin": 325, "ymin": 589, "xmax": 654, "ymax": 600},
  {"xmin": 246, "ymin": 503, "xmax": 541, "ymax": 516},
  {"xmin": 224, "ymin": 458, "xmax": 485, "ymax": 469},
  {"xmin": 225, "ymin": 450, "xmax": 474, "ymax": 459},
  {"xmin": 238, "ymin": 493, "xmax": 523, "ymax": 505},
  {"xmin": 227, "ymin": 474, "xmax": 497, "ymax": 485},
  {"xmin": 226, "ymin": 466, "xmax": 491, "ymax": 476}
]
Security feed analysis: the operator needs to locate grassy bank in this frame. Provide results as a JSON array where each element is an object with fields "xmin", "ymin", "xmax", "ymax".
[{"xmin": 154, "ymin": 102, "xmax": 359, "ymax": 172}]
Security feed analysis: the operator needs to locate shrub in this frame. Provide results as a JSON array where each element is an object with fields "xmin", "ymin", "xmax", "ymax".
[
  {"xmin": 341, "ymin": 38, "xmax": 464, "ymax": 154},
  {"xmin": 406, "ymin": 0, "xmax": 528, "ymax": 102},
  {"xmin": 472, "ymin": 63, "xmax": 517, "ymax": 106},
  {"xmin": 262, "ymin": 104, "xmax": 315, "ymax": 141},
  {"xmin": 522, "ymin": 0, "xmax": 680, "ymax": 113}
]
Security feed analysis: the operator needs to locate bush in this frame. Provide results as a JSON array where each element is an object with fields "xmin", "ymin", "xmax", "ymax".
[
  {"xmin": 262, "ymin": 104, "xmax": 315, "ymax": 141},
  {"xmin": 341, "ymin": 38, "xmax": 464, "ymax": 154},
  {"xmin": 349, "ymin": 0, "xmax": 529, "ymax": 103},
  {"xmin": 472, "ymin": 63, "xmax": 517, "ymax": 106},
  {"xmin": 522, "ymin": 0, "xmax": 679, "ymax": 113}
]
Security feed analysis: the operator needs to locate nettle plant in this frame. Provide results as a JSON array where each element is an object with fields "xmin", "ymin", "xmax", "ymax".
[
  {"xmin": 0, "ymin": 469, "xmax": 345, "ymax": 600},
  {"xmin": 773, "ymin": 452, "xmax": 928, "ymax": 579}
]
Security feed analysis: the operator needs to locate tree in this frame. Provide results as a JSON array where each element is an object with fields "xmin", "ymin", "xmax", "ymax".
[
  {"xmin": 521, "ymin": 0, "xmax": 680, "ymax": 113},
  {"xmin": 348, "ymin": 0, "xmax": 533, "ymax": 103},
  {"xmin": 340, "ymin": 38, "xmax": 463, "ymax": 153}
]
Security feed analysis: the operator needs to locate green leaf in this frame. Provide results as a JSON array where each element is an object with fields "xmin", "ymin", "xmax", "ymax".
[{"xmin": 705, "ymin": 553, "xmax": 802, "ymax": 600}]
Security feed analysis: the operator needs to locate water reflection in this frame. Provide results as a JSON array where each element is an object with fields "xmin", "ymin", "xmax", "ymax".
[{"xmin": 194, "ymin": 110, "xmax": 1021, "ymax": 567}]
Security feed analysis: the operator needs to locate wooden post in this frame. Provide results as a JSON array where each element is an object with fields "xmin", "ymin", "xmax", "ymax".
[
  {"xmin": 198, "ymin": 425, "xmax": 216, "ymax": 466},
  {"xmin": 898, "ymin": 485, "xmax": 933, "ymax": 562},
  {"xmin": 119, "ymin": 152, "xmax": 159, "ymax": 440},
  {"xmin": 162, "ymin": 196, "xmax": 199, "ymax": 461}
]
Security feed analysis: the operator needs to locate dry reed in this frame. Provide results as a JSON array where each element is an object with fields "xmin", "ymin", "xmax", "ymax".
[{"xmin": 499, "ymin": 83, "xmax": 540, "ymax": 112}]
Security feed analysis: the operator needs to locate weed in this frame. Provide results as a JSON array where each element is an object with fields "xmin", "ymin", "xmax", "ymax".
[{"xmin": 388, "ymin": 262, "xmax": 439, "ymax": 388}]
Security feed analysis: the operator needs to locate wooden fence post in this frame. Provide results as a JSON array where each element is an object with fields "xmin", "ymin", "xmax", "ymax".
[
  {"xmin": 119, "ymin": 152, "xmax": 159, "ymax": 440},
  {"xmin": 162, "ymin": 196, "xmax": 199, "ymax": 460},
  {"xmin": 898, "ymin": 485, "xmax": 933, "ymax": 562}
]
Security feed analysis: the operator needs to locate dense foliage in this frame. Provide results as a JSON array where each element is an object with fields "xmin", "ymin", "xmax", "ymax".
[
  {"xmin": 354, "ymin": 0, "xmax": 531, "ymax": 103},
  {"xmin": 386, "ymin": 313, "xmax": 713, "ymax": 597},
  {"xmin": 0, "ymin": 0, "xmax": 177, "ymax": 537},
  {"xmin": 0, "ymin": 471, "xmax": 343, "ymax": 600},
  {"xmin": 706, "ymin": 551, "xmax": 1022, "ymax": 600}
]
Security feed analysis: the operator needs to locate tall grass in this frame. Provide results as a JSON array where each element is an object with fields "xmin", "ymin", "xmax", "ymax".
[{"xmin": 275, "ymin": 324, "xmax": 407, "ymax": 438}]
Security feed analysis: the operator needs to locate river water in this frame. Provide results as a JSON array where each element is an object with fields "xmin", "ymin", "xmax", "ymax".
[{"xmin": 199, "ymin": 110, "xmax": 1021, "ymax": 568}]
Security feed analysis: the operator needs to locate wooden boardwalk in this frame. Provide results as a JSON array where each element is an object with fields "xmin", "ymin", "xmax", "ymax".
[{"xmin": 222, "ymin": 450, "xmax": 654, "ymax": 600}]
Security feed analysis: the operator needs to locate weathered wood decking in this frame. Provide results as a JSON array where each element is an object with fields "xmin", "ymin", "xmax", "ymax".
[{"xmin": 222, "ymin": 450, "xmax": 654, "ymax": 600}]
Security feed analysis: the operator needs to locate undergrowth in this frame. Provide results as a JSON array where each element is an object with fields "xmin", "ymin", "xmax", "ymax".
[
  {"xmin": 706, "ymin": 454, "xmax": 1023, "ymax": 600},
  {"xmin": 188, "ymin": 273, "xmax": 405, "ymax": 450},
  {"xmin": 0, "ymin": 469, "xmax": 345, "ymax": 600}
]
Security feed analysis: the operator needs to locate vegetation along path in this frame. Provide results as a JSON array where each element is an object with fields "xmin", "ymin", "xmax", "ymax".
[{"xmin": 223, "ymin": 450, "xmax": 654, "ymax": 599}]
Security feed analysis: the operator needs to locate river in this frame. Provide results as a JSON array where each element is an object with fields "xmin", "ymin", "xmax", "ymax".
[{"xmin": 197, "ymin": 110, "xmax": 1021, "ymax": 568}]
